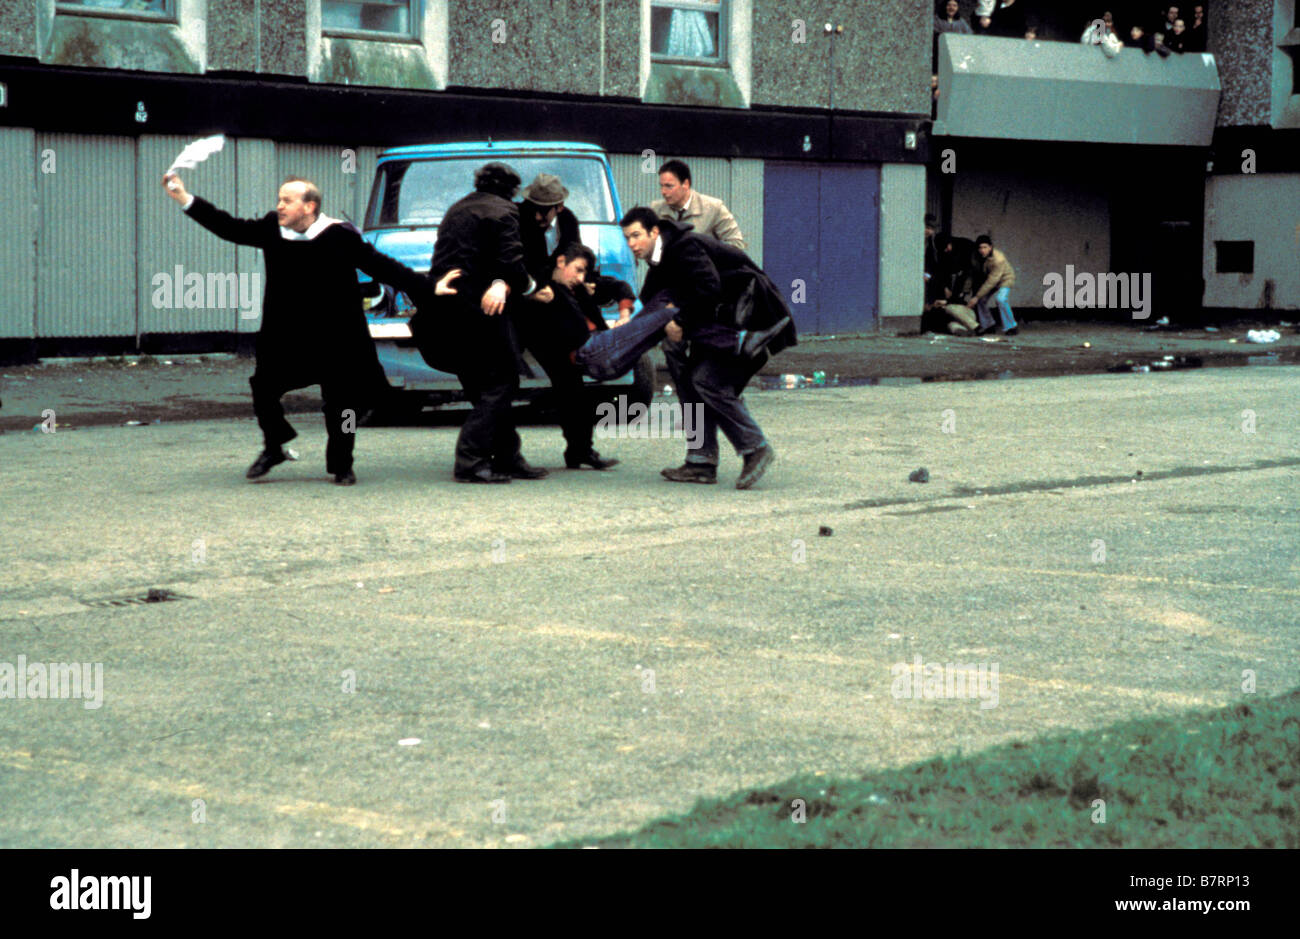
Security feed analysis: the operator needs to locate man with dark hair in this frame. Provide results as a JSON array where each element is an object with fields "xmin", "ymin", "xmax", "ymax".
[
  {"xmin": 968, "ymin": 234, "xmax": 1019, "ymax": 336},
  {"xmin": 1186, "ymin": 4, "xmax": 1206, "ymax": 52},
  {"xmin": 651, "ymin": 159, "xmax": 745, "ymax": 249},
  {"xmin": 619, "ymin": 206, "xmax": 791, "ymax": 490},
  {"xmin": 163, "ymin": 171, "xmax": 434, "ymax": 486},
  {"xmin": 415, "ymin": 161, "xmax": 545, "ymax": 484},
  {"xmin": 515, "ymin": 240, "xmax": 623, "ymax": 471}
]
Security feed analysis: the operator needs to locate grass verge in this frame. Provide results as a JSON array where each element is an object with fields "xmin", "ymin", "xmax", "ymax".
[{"xmin": 557, "ymin": 690, "xmax": 1300, "ymax": 848}]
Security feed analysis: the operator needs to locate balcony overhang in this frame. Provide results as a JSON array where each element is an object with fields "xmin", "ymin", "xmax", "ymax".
[{"xmin": 933, "ymin": 33, "xmax": 1221, "ymax": 147}]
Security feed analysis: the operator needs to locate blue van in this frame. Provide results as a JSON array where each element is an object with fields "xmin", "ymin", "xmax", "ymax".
[{"xmin": 358, "ymin": 141, "xmax": 653, "ymax": 413}]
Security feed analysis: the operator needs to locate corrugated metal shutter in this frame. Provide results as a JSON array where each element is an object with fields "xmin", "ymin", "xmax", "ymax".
[
  {"xmin": 729, "ymin": 157, "xmax": 763, "ymax": 263},
  {"xmin": 137, "ymin": 135, "xmax": 240, "ymax": 335},
  {"xmin": 36, "ymin": 134, "xmax": 136, "ymax": 338},
  {"xmin": 277, "ymin": 143, "xmax": 369, "ymax": 227},
  {"xmin": 0, "ymin": 129, "xmax": 36, "ymax": 339},
  {"xmin": 235, "ymin": 138, "xmax": 277, "ymax": 333}
]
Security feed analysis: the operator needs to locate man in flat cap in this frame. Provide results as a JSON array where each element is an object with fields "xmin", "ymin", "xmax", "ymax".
[{"xmin": 513, "ymin": 173, "xmax": 621, "ymax": 470}]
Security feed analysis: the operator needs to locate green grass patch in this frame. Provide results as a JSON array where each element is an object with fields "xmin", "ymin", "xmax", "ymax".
[{"xmin": 558, "ymin": 690, "xmax": 1300, "ymax": 848}]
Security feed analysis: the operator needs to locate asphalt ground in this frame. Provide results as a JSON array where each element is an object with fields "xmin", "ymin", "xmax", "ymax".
[
  {"xmin": 1, "ymin": 321, "xmax": 1296, "ymax": 432},
  {"xmin": 0, "ymin": 366, "xmax": 1295, "ymax": 847}
]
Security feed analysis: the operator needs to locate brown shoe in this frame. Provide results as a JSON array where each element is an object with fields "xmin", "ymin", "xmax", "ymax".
[
  {"xmin": 735, "ymin": 444, "xmax": 775, "ymax": 490},
  {"xmin": 661, "ymin": 463, "xmax": 718, "ymax": 484}
]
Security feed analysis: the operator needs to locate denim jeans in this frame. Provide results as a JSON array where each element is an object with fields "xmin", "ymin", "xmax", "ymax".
[
  {"xmin": 574, "ymin": 291, "xmax": 678, "ymax": 381},
  {"xmin": 976, "ymin": 286, "xmax": 1017, "ymax": 331},
  {"xmin": 662, "ymin": 338, "xmax": 767, "ymax": 466}
]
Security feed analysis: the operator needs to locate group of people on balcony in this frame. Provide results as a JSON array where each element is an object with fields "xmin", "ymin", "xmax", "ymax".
[
  {"xmin": 1086, "ymin": 6, "xmax": 1208, "ymax": 56},
  {"xmin": 933, "ymin": 2, "xmax": 1207, "ymax": 52}
]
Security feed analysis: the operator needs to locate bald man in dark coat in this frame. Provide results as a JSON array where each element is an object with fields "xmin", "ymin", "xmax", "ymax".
[{"xmin": 164, "ymin": 171, "xmax": 434, "ymax": 485}]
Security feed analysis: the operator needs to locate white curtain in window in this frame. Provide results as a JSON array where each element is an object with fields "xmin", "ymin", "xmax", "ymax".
[{"xmin": 666, "ymin": 10, "xmax": 715, "ymax": 58}]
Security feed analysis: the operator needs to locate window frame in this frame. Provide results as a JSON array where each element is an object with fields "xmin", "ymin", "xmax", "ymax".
[
  {"xmin": 55, "ymin": 0, "xmax": 178, "ymax": 23},
  {"xmin": 321, "ymin": 0, "xmax": 423, "ymax": 43},
  {"xmin": 650, "ymin": 0, "xmax": 729, "ymax": 67}
]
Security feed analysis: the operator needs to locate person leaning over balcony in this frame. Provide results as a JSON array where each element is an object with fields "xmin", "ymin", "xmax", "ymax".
[
  {"xmin": 162, "ymin": 171, "xmax": 437, "ymax": 486},
  {"xmin": 990, "ymin": 0, "xmax": 1027, "ymax": 38},
  {"xmin": 934, "ymin": 0, "xmax": 972, "ymax": 35},
  {"xmin": 651, "ymin": 159, "xmax": 746, "ymax": 250},
  {"xmin": 967, "ymin": 235, "xmax": 1019, "ymax": 337},
  {"xmin": 1165, "ymin": 18, "xmax": 1188, "ymax": 52},
  {"xmin": 1186, "ymin": 5, "xmax": 1206, "ymax": 53}
]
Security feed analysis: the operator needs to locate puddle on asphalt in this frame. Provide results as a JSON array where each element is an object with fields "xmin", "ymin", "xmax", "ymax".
[{"xmin": 758, "ymin": 350, "xmax": 1294, "ymax": 389}]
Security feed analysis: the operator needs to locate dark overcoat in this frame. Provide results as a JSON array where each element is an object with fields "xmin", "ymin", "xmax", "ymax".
[{"xmin": 184, "ymin": 196, "xmax": 431, "ymax": 400}]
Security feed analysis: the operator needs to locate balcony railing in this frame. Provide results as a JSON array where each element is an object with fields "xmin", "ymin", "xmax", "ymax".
[{"xmin": 933, "ymin": 33, "xmax": 1221, "ymax": 146}]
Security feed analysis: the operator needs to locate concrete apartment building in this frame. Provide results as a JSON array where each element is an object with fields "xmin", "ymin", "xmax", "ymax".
[{"xmin": 0, "ymin": 1, "xmax": 1294, "ymax": 360}]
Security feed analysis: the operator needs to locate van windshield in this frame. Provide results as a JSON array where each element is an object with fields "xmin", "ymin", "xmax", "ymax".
[{"xmin": 366, "ymin": 156, "xmax": 616, "ymax": 229}]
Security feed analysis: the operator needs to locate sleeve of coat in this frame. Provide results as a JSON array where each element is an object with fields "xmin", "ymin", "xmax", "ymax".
[
  {"xmin": 183, "ymin": 196, "xmax": 273, "ymax": 248},
  {"xmin": 971, "ymin": 257, "xmax": 1002, "ymax": 301},
  {"xmin": 711, "ymin": 204, "xmax": 747, "ymax": 252},
  {"xmin": 349, "ymin": 233, "xmax": 435, "ymax": 309},
  {"xmin": 493, "ymin": 210, "xmax": 535, "ymax": 297},
  {"xmin": 672, "ymin": 238, "xmax": 723, "ymax": 332}
]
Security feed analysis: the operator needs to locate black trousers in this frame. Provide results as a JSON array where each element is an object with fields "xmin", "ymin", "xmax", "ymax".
[
  {"xmin": 249, "ymin": 370, "xmax": 357, "ymax": 475},
  {"xmin": 452, "ymin": 313, "xmax": 525, "ymax": 476},
  {"xmin": 514, "ymin": 313, "xmax": 595, "ymax": 459}
]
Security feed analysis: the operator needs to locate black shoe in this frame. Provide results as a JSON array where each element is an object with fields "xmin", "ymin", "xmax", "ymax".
[
  {"xmin": 661, "ymin": 463, "xmax": 718, "ymax": 484},
  {"xmin": 972, "ymin": 324, "xmax": 995, "ymax": 337},
  {"xmin": 246, "ymin": 447, "xmax": 295, "ymax": 480},
  {"xmin": 454, "ymin": 467, "xmax": 513, "ymax": 484},
  {"xmin": 333, "ymin": 470, "xmax": 356, "ymax": 486},
  {"xmin": 1003, "ymin": 326, "xmax": 1020, "ymax": 336},
  {"xmin": 738, "ymin": 316, "xmax": 792, "ymax": 359},
  {"xmin": 566, "ymin": 450, "xmax": 620, "ymax": 470},
  {"xmin": 736, "ymin": 444, "xmax": 775, "ymax": 490},
  {"xmin": 496, "ymin": 458, "xmax": 549, "ymax": 480}
]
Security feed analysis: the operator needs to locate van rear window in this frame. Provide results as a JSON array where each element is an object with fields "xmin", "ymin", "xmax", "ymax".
[{"xmin": 366, "ymin": 156, "xmax": 615, "ymax": 228}]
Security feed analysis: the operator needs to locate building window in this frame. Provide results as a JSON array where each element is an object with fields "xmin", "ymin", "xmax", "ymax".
[
  {"xmin": 651, "ymin": 0, "xmax": 727, "ymax": 64},
  {"xmin": 1215, "ymin": 241, "xmax": 1254, "ymax": 274},
  {"xmin": 323, "ymin": 0, "xmax": 420, "ymax": 39},
  {"xmin": 56, "ymin": 0, "xmax": 175, "ymax": 19}
]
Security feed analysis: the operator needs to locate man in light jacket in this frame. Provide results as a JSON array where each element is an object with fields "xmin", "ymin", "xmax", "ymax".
[
  {"xmin": 968, "ymin": 234, "xmax": 1019, "ymax": 336},
  {"xmin": 651, "ymin": 159, "xmax": 746, "ymax": 250}
]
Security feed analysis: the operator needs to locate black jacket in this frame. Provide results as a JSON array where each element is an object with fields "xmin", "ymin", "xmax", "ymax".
[
  {"xmin": 427, "ymin": 190, "xmax": 534, "ymax": 315},
  {"xmin": 520, "ymin": 205, "xmax": 582, "ymax": 285},
  {"xmin": 184, "ymin": 196, "xmax": 430, "ymax": 395},
  {"xmin": 640, "ymin": 218, "xmax": 796, "ymax": 355},
  {"xmin": 940, "ymin": 236, "xmax": 983, "ymax": 301}
]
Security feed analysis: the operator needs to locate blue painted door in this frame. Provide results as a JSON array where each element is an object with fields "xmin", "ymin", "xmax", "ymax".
[{"xmin": 762, "ymin": 163, "xmax": 880, "ymax": 334}]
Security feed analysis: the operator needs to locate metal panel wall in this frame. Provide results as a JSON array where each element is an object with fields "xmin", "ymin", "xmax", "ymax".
[
  {"xmin": 878, "ymin": 162, "xmax": 925, "ymax": 321},
  {"xmin": 276, "ymin": 143, "xmax": 370, "ymax": 227},
  {"xmin": 35, "ymin": 134, "xmax": 136, "ymax": 338},
  {"xmin": 235, "ymin": 138, "xmax": 277, "ymax": 334},
  {"xmin": 729, "ymin": 157, "xmax": 763, "ymax": 264},
  {"xmin": 0, "ymin": 129, "xmax": 36, "ymax": 338},
  {"xmin": 137, "ymin": 136, "xmax": 240, "ymax": 335}
]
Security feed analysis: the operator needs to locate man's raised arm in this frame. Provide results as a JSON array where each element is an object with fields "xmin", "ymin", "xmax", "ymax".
[{"xmin": 163, "ymin": 172, "xmax": 272, "ymax": 247}]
